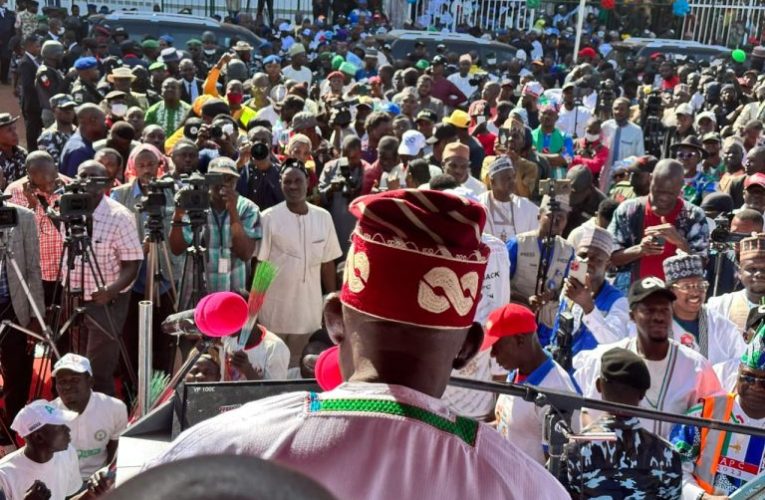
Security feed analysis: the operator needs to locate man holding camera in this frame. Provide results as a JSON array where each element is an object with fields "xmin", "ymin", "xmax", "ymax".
[
  {"xmin": 319, "ymin": 136, "xmax": 367, "ymax": 257},
  {"xmin": 111, "ymin": 146, "xmax": 180, "ymax": 375},
  {"xmin": 169, "ymin": 157, "xmax": 260, "ymax": 297},
  {"xmin": 237, "ymin": 126, "xmax": 283, "ymax": 212},
  {"xmin": 69, "ymin": 160, "xmax": 143, "ymax": 396}
]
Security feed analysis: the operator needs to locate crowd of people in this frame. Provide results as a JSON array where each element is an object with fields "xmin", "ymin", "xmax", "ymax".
[{"xmin": 0, "ymin": 0, "xmax": 763, "ymax": 498}]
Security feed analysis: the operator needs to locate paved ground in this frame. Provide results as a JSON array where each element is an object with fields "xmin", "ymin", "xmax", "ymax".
[{"xmin": 0, "ymin": 83, "xmax": 27, "ymax": 149}]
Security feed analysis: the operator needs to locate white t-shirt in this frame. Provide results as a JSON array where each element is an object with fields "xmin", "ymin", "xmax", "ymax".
[
  {"xmin": 52, "ymin": 392, "xmax": 128, "ymax": 479},
  {"xmin": 0, "ymin": 445, "xmax": 81, "ymax": 499},
  {"xmin": 256, "ymin": 202, "xmax": 342, "ymax": 335},
  {"xmin": 282, "ymin": 65, "xmax": 313, "ymax": 86},
  {"xmin": 222, "ymin": 328, "xmax": 290, "ymax": 380}
]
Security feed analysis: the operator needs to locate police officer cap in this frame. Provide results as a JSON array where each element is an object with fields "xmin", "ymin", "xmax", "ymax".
[
  {"xmin": 74, "ymin": 56, "xmax": 98, "ymax": 70},
  {"xmin": 600, "ymin": 347, "xmax": 651, "ymax": 392}
]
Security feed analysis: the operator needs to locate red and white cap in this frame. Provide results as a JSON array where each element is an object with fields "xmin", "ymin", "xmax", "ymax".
[
  {"xmin": 340, "ymin": 189, "xmax": 489, "ymax": 329},
  {"xmin": 11, "ymin": 400, "xmax": 77, "ymax": 437}
]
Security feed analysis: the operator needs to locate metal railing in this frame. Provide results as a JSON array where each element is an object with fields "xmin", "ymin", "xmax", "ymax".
[{"xmin": 680, "ymin": 0, "xmax": 765, "ymax": 47}]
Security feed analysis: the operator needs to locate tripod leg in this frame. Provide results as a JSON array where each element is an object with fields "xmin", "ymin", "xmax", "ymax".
[{"xmin": 159, "ymin": 242, "xmax": 178, "ymax": 311}]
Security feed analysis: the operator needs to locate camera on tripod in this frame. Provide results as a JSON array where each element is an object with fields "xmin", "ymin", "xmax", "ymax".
[
  {"xmin": 176, "ymin": 172, "xmax": 226, "ymax": 213},
  {"xmin": 137, "ymin": 177, "xmax": 176, "ymax": 218},
  {"xmin": 0, "ymin": 194, "xmax": 18, "ymax": 229},
  {"xmin": 59, "ymin": 177, "xmax": 108, "ymax": 220},
  {"xmin": 711, "ymin": 212, "xmax": 748, "ymax": 244}
]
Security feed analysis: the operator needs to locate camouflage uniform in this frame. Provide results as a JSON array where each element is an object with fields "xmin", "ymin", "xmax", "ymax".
[
  {"xmin": 37, "ymin": 123, "xmax": 72, "ymax": 165},
  {"xmin": 15, "ymin": 10, "xmax": 36, "ymax": 39},
  {"xmin": 561, "ymin": 416, "xmax": 682, "ymax": 499}
]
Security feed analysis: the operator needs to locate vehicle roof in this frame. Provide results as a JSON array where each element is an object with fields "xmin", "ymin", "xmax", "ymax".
[
  {"xmin": 614, "ymin": 37, "xmax": 728, "ymax": 51},
  {"xmin": 92, "ymin": 11, "xmax": 221, "ymax": 27},
  {"xmin": 381, "ymin": 29, "xmax": 487, "ymax": 43}
]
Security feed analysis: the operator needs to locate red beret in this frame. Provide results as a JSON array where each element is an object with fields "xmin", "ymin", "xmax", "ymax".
[
  {"xmin": 481, "ymin": 304, "xmax": 537, "ymax": 351},
  {"xmin": 578, "ymin": 47, "xmax": 597, "ymax": 59},
  {"xmin": 340, "ymin": 189, "xmax": 489, "ymax": 329},
  {"xmin": 327, "ymin": 71, "xmax": 345, "ymax": 80}
]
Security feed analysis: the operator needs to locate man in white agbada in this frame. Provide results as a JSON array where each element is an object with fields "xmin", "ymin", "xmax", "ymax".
[
  {"xmin": 478, "ymin": 157, "xmax": 538, "ymax": 242},
  {"xmin": 574, "ymin": 277, "xmax": 722, "ymax": 438},
  {"xmin": 146, "ymin": 189, "xmax": 567, "ymax": 500},
  {"xmin": 658, "ymin": 252, "xmax": 746, "ymax": 365},
  {"xmin": 256, "ymin": 160, "xmax": 342, "ymax": 368},
  {"xmin": 708, "ymin": 233, "xmax": 765, "ymax": 335}
]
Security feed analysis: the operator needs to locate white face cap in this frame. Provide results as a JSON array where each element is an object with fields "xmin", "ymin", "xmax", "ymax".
[
  {"xmin": 10, "ymin": 400, "xmax": 77, "ymax": 437},
  {"xmin": 52, "ymin": 353, "xmax": 92, "ymax": 377},
  {"xmin": 398, "ymin": 130, "xmax": 427, "ymax": 156}
]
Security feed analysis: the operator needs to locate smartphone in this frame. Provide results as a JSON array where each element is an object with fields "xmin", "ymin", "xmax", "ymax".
[
  {"xmin": 652, "ymin": 235, "xmax": 666, "ymax": 247},
  {"xmin": 569, "ymin": 258, "xmax": 588, "ymax": 284}
]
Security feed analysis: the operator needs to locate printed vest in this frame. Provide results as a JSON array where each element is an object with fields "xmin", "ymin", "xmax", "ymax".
[{"xmin": 694, "ymin": 393, "xmax": 737, "ymax": 494}]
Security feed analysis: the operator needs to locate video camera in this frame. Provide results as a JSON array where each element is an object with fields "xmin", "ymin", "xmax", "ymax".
[
  {"xmin": 137, "ymin": 177, "xmax": 176, "ymax": 218},
  {"xmin": 59, "ymin": 177, "xmax": 109, "ymax": 220},
  {"xmin": 333, "ymin": 158, "xmax": 361, "ymax": 199},
  {"xmin": 0, "ymin": 194, "xmax": 18, "ymax": 229},
  {"xmin": 711, "ymin": 212, "xmax": 748, "ymax": 245},
  {"xmin": 175, "ymin": 172, "xmax": 225, "ymax": 213}
]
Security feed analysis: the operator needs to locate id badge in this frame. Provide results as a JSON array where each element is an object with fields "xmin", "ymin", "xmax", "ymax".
[{"xmin": 218, "ymin": 257, "xmax": 230, "ymax": 274}]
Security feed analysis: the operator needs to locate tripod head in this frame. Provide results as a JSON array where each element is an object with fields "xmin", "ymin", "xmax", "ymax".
[{"xmin": 137, "ymin": 177, "xmax": 176, "ymax": 241}]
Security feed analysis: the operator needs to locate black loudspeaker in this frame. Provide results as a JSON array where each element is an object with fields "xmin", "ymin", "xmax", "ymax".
[{"xmin": 175, "ymin": 380, "xmax": 321, "ymax": 436}]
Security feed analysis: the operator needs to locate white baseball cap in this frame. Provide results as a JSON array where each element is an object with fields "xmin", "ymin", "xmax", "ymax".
[
  {"xmin": 11, "ymin": 400, "xmax": 76, "ymax": 437},
  {"xmin": 52, "ymin": 353, "xmax": 92, "ymax": 377},
  {"xmin": 398, "ymin": 130, "xmax": 427, "ymax": 156}
]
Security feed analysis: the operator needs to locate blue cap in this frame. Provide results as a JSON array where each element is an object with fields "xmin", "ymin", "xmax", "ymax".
[
  {"xmin": 263, "ymin": 55, "xmax": 282, "ymax": 65},
  {"xmin": 159, "ymin": 34, "xmax": 174, "ymax": 44},
  {"xmin": 382, "ymin": 103, "xmax": 400, "ymax": 115},
  {"xmin": 74, "ymin": 56, "xmax": 98, "ymax": 70}
]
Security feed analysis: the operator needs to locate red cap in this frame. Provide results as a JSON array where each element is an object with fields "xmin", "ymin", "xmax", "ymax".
[
  {"xmin": 746, "ymin": 173, "xmax": 765, "ymax": 189},
  {"xmin": 368, "ymin": 75, "xmax": 382, "ymax": 85},
  {"xmin": 578, "ymin": 47, "xmax": 597, "ymax": 59},
  {"xmin": 315, "ymin": 346, "xmax": 343, "ymax": 391},
  {"xmin": 340, "ymin": 190, "xmax": 489, "ymax": 329},
  {"xmin": 327, "ymin": 71, "xmax": 345, "ymax": 80},
  {"xmin": 480, "ymin": 304, "xmax": 537, "ymax": 351}
]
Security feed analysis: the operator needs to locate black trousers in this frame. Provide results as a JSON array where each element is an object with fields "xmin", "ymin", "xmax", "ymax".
[
  {"xmin": 24, "ymin": 112, "xmax": 42, "ymax": 151},
  {"xmin": 0, "ymin": 302, "xmax": 32, "ymax": 430}
]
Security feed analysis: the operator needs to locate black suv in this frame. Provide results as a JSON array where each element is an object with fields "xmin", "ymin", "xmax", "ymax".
[
  {"xmin": 377, "ymin": 30, "xmax": 517, "ymax": 65},
  {"xmin": 88, "ymin": 11, "xmax": 263, "ymax": 49}
]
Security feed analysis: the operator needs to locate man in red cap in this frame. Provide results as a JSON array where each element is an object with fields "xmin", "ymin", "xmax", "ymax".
[
  {"xmin": 487, "ymin": 304, "xmax": 580, "ymax": 466},
  {"xmin": 148, "ymin": 190, "xmax": 566, "ymax": 499}
]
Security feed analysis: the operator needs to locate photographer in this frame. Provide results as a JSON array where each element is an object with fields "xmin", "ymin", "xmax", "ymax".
[
  {"xmin": 318, "ymin": 135, "xmax": 366, "ymax": 257},
  {"xmin": 237, "ymin": 126, "xmax": 283, "ymax": 212},
  {"xmin": 111, "ymin": 144, "xmax": 179, "ymax": 375},
  {"xmin": 169, "ymin": 157, "xmax": 260, "ymax": 295},
  {"xmin": 196, "ymin": 114, "xmax": 243, "ymax": 174},
  {"xmin": 69, "ymin": 160, "xmax": 143, "ymax": 396}
]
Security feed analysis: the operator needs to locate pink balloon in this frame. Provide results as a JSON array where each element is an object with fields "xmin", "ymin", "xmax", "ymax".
[
  {"xmin": 193, "ymin": 292, "xmax": 249, "ymax": 337},
  {"xmin": 315, "ymin": 345, "xmax": 343, "ymax": 391}
]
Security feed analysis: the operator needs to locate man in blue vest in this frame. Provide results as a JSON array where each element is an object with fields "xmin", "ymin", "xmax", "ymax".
[
  {"xmin": 549, "ymin": 225, "xmax": 629, "ymax": 357},
  {"xmin": 671, "ymin": 326, "xmax": 765, "ymax": 499}
]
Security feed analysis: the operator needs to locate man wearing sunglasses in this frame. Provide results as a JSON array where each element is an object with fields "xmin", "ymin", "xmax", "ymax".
[
  {"xmin": 670, "ymin": 135, "xmax": 716, "ymax": 206},
  {"xmin": 662, "ymin": 253, "xmax": 746, "ymax": 365},
  {"xmin": 670, "ymin": 328, "xmax": 765, "ymax": 499}
]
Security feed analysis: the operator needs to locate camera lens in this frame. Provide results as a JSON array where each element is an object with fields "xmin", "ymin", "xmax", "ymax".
[
  {"xmin": 210, "ymin": 125, "xmax": 223, "ymax": 138},
  {"xmin": 251, "ymin": 142, "xmax": 270, "ymax": 161}
]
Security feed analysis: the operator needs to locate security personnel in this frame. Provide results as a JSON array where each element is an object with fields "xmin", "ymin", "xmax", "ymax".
[
  {"xmin": 34, "ymin": 40, "xmax": 67, "ymax": 128},
  {"xmin": 71, "ymin": 56, "xmax": 103, "ymax": 106}
]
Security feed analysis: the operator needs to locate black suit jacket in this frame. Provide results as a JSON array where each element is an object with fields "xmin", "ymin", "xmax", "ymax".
[
  {"xmin": 18, "ymin": 54, "xmax": 40, "ymax": 115},
  {"xmin": 179, "ymin": 78, "xmax": 204, "ymax": 105}
]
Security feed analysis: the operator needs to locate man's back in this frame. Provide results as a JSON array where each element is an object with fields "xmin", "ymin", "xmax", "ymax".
[
  {"xmin": 562, "ymin": 415, "xmax": 682, "ymax": 499},
  {"xmin": 150, "ymin": 383, "xmax": 567, "ymax": 500}
]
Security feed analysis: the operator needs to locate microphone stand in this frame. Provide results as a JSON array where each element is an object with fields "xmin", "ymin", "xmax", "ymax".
[{"xmin": 447, "ymin": 377, "xmax": 765, "ymax": 480}]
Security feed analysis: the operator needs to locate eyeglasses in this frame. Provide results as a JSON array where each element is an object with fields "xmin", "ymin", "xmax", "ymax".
[
  {"xmin": 740, "ymin": 373, "xmax": 765, "ymax": 388},
  {"xmin": 671, "ymin": 281, "xmax": 709, "ymax": 293},
  {"xmin": 741, "ymin": 267, "xmax": 765, "ymax": 277},
  {"xmin": 675, "ymin": 151, "xmax": 698, "ymax": 160}
]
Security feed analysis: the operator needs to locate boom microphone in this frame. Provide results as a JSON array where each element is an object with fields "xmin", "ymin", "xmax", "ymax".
[{"xmin": 161, "ymin": 292, "xmax": 249, "ymax": 338}]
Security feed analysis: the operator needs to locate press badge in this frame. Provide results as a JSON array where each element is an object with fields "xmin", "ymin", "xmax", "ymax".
[{"xmin": 218, "ymin": 257, "xmax": 230, "ymax": 274}]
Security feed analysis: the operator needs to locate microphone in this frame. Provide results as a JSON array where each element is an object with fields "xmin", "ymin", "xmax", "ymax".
[{"xmin": 161, "ymin": 292, "xmax": 249, "ymax": 338}]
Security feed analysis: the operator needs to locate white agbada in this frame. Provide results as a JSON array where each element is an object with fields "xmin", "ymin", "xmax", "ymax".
[
  {"xmin": 221, "ymin": 328, "xmax": 290, "ymax": 380},
  {"xmin": 478, "ymin": 191, "xmax": 539, "ymax": 242},
  {"xmin": 443, "ymin": 234, "xmax": 510, "ymax": 418},
  {"xmin": 557, "ymin": 105, "xmax": 592, "ymax": 139},
  {"xmin": 574, "ymin": 337, "xmax": 722, "ymax": 438},
  {"xmin": 52, "ymin": 392, "xmax": 127, "ymax": 479},
  {"xmin": 147, "ymin": 383, "xmax": 568, "ymax": 500},
  {"xmin": 495, "ymin": 357, "xmax": 580, "ymax": 465},
  {"xmin": 713, "ymin": 357, "xmax": 739, "ymax": 393},
  {"xmin": 707, "ymin": 289, "xmax": 758, "ymax": 335},
  {"xmin": 0, "ymin": 445, "xmax": 81, "ymax": 500},
  {"xmin": 256, "ymin": 202, "xmax": 342, "ymax": 335}
]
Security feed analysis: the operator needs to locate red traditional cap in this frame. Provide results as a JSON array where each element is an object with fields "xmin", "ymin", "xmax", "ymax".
[
  {"xmin": 480, "ymin": 304, "xmax": 537, "ymax": 351},
  {"xmin": 340, "ymin": 189, "xmax": 489, "ymax": 329},
  {"xmin": 578, "ymin": 47, "xmax": 597, "ymax": 59}
]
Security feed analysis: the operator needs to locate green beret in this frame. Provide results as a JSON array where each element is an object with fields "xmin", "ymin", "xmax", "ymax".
[
  {"xmin": 148, "ymin": 61, "xmax": 167, "ymax": 72},
  {"xmin": 141, "ymin": 39, "xmax": 160, "ymax": 49},
  {"xmin": 339, "ymin": 61, "xmax": 357, "ymax": 77},
  {"xmin": 331, "ymin": 55, "xmax": 344, "ymax": 70},
  {"xmin": 186, "ymin": 38, "xmax": 202, "ymax": 47}
]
